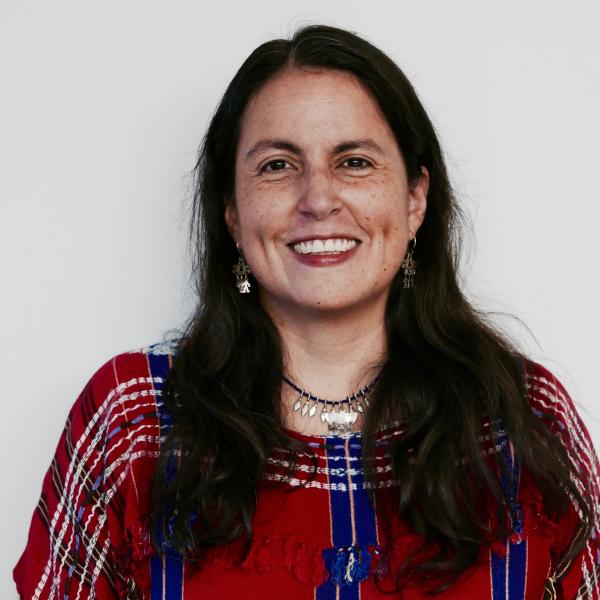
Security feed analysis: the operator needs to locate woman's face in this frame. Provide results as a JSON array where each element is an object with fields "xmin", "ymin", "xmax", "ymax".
[{"xmin": 226, "ymin": 67, "xmax": 428, "ymax": 318}]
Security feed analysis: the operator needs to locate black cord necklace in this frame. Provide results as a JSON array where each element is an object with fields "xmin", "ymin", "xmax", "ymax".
[{"xmin": 282, "ymin": 372, "xmax": 381, "ymax": 433}]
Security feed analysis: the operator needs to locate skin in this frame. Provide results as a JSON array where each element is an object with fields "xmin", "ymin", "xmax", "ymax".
[{"xmin": 225, "ymin": 67, "xmax": 428, "ymax": 434}]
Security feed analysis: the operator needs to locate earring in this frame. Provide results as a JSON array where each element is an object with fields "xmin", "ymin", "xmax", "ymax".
[
  {"xmin": 402, "ymin": 235, "xmax": 417, "ymax": 289},
  {"xmin": 232, "ymin": 245, "xmax": 251, "ymax": 294}
]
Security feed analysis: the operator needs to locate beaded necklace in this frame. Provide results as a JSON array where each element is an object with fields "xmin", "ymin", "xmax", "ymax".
[{"xmin": 282, "ymin": 373, "xmax": 381, "ymax": 433}]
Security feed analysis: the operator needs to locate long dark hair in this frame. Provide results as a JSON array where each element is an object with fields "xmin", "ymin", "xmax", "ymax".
[{"xmin": 150, "ymin": 24, "xmax": 592, "ymax": 593}]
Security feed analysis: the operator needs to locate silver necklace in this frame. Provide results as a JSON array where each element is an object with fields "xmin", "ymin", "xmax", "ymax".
[{"xmin": 283, "ymin": 373, "xmax": 381, "ymax": 434}]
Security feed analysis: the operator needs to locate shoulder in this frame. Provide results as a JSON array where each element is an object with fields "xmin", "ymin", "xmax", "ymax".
[
  {"xmin": 521, "ymin": 358, "xmax": 600, "ymax": 596},
  {"xmin": 52, "ymin": 336, "xmax": 182, "ymax": 514},
  {"xmin": 79, "ymin": 338, "xmax": 179, "ymax": 427},
  {"xmin": 522, "ymin": 358, "xmax": 598, "ymax": 475},
  {"xmin": 55, "ymin": 336, "xmax": 181, "ymax": 482},
  {"xmin": 520, "ymin": 355, "xmax": 598, "ymax": 489},
  {"xmin": 522, "ymin": 358, "xmax": 593, "ymax": 443},
  {"xmin": 74, "ymin": 337, "xmax": 180, "ymax": 459},
  {"xmin": 62, "ymin": 338, "xmax": 177, "ymax": 426},
  {"xmin": 67, "ymin": 338, "xmax": 181, "ymax": 578},
  {"xmin": 13, "ymin": 339, "xmax": 181, "ymax": 598},
  {"xmin": 523, "ymin": 358, "xmax": 570, "ymax": 405},
  {"xmin": 86, "ymin": 337, "xmax": 179, "ymax": 400}
]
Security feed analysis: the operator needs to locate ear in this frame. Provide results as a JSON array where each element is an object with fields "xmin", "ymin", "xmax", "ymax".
[
  {"xmin": 224, "ymin": 201, "xmax": 240, "ymax": 245},
  {"xmin": 407, "ymin": 166, "xmax": 429, "ymax": 237}
]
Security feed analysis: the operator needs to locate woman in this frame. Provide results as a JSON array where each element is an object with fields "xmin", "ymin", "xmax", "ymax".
[{"xmin": 14, "ymin": 24, "xmax": 600, "ymax": 599}]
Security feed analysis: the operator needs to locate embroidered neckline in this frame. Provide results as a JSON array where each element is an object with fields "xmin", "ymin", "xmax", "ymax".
[
  {"xmin": 284, "ymin": 427, "xmax": 362, "ymax": 441},
  {"xmin": 284, "ymin": 420, "xmax": 404, "ymax": 442}
]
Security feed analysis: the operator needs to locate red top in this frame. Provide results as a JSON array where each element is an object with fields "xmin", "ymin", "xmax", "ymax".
[{"xmin": 14, "ymin": 340, "xmax": 600, "ymax": 599}]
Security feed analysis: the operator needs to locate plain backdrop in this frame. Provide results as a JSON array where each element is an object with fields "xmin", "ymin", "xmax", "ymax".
[{"xmin": 1, "ymin": 1, "xmax": 599, "ymax": 595}]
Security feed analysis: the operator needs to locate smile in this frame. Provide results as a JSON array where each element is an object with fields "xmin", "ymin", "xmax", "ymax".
[{"xmin": 291, "ymin": 238, "xmax": 358, "ymax": 255}]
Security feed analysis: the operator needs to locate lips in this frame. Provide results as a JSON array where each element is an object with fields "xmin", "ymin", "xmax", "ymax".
[
  {"xmin": 287, "ymin": 236, "xmax": 360, "ymax": 267},
  {"xmin": 291, "ymin": 238, "xmax": 358, "ymax": 255}
]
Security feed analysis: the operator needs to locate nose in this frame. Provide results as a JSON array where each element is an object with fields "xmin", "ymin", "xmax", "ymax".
[{"xmin": 297, "ymin": 167, "xmax": 342, "ymax": 220}]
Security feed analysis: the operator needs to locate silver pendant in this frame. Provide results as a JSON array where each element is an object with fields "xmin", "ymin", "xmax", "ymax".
[
  {"xmin": 323, "ymin": 411, "xmax": 358, "ymax": 434},
  {"xmin": 286, "ymin": 375, "xmax": 379, "ymax": 434}
]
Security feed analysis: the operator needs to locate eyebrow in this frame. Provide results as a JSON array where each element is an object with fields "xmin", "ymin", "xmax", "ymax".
[
  {"xmin": 245, "ymin": 139, "xmax": 301, "ymax": 161},
  {"xmin": 244, "ymin": 138, "xmax": 385, "ymax": 161},
  {"xmin": 332, "ymin": 139, "xmax": 385, "ymax": 156}
]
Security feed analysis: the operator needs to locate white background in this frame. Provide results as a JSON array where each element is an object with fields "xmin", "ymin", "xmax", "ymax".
[{"xmin": 1, "ymin": 1, "xmax": 598, "ymax": 596}]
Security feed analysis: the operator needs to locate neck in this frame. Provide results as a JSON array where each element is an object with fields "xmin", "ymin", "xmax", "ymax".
[{"xmin": 263, "ymin": 298, "xmax": 388, "ymax": 400}]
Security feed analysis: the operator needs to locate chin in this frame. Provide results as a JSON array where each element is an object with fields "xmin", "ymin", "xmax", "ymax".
[
  {"xmin": 292, "ymin": 294, "xmax": 383, "ymax": 317},
  {"xmin": 259, "ymin": 282, "xmax": 390, "ymax": 318}
]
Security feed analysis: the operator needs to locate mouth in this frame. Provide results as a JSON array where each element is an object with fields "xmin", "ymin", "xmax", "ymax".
[{"xmin": 289, "ymin": 237, "xmax": 359, "ymax": 256}]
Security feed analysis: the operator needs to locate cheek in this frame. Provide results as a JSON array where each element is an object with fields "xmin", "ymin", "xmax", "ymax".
[
  {"xmin": 236, "ymin": 196, "xmax": 293, "ymax": 247},
  {"xmin": 367, "ymin": 199, "xmax": 408, "ymax": 241},
  {"xmin": 234, "ymin": 196, "xmax": 268, "ymax": 243},
  {"xmin": 238, "ymin": 217, "xmax": 267, "ymax": 256},
  {"xmin": 372, "ymin": 206, "xmax": 410, "ymax": 269},
  {"xmin": 236, "ymin": 209, "xmax": 283, "ymax": 270}
]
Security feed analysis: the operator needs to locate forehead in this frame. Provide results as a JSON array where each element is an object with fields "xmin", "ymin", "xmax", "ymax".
[{"xmin": 237, "ymin": 68, "xmax": 395, "ymax": 148}]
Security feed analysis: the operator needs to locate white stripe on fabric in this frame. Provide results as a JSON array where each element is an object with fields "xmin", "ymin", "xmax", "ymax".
[
  {"xmin": 528, "ymin": 373, "xmax": 600, "ymax": 597},
  {"xmin": 33, "ymin": 373, "xmax": 164, "ymax": 600}
]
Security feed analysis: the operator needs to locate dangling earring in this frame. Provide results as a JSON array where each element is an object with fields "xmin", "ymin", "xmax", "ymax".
[
  {"xmin": 402, "ymin": 234, "xmax": 417, "ymax": 289},
  {"xmin": 232, "ymin": 245, "xmax": 251, "ymax": 294}
]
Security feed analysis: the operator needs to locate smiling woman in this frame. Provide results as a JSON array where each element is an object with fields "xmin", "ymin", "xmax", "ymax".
[
  {"xmin": 14, "ymin": 24, "xmax": 600, "ymax": 600},
  {"xmin": 225, "ymin": 68, "xmax": 428, "ymax": 374}
]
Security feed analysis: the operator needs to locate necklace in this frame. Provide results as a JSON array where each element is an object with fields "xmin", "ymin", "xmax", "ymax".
[{"xmin": 283, "ymin": 373, "xmax": 381, "ymax": 434}]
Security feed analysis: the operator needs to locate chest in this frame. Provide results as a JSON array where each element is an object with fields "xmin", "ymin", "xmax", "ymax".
[{"xmin": 146, "ymin": 436, "xmax": 553, "ymax": 600}]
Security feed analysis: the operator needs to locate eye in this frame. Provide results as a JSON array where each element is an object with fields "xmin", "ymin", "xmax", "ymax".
[
  {"xmin": 342, "ymin": 157, "xmax": 373, "ymax": 170},
  {"xmin": 260, "ymin": 159, "xmax": 292, "ymax": 173}
]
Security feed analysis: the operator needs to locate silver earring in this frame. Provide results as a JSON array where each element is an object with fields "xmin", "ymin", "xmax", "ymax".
[
  {"xmin": 402, "ymin": 235, "xmax": 417, "ymax": 289},
  {"xmin": 233, "ymin": 245, "xmax": 251, "ymax": 294}
]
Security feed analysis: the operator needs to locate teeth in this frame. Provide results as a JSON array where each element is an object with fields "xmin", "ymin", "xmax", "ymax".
[{"xmin": 292, "ymin": 238, "xmax": 358, "ymax": 255}]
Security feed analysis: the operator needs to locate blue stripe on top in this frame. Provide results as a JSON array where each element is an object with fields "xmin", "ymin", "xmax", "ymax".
[
  {"xmin": 317, "ymin": 434, "xmax": 379, "ymax": 600},
  {"xmin": 490, "ymin": 436, "xmax": 527, "ymax": 600},
  {"xmin": 150, "ymin": 555, "xmax": 184, "ymax": 600},
  {"xmin": 147, "ymin": 348, "xmax": 185, "ymax": 600},
  {"xmin": 491, "ymin": 527, "xmax": 528, "ymax": 600}
]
